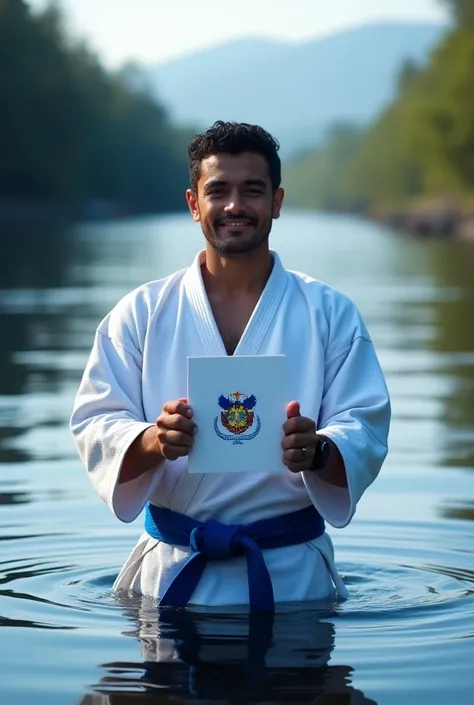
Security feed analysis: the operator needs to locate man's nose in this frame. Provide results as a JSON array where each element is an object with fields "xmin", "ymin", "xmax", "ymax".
[{"xmin": 224, "ymin": 194, "xmax": 242, "ymax": 213}]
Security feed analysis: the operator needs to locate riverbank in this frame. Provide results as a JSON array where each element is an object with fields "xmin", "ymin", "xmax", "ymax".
[{"xmin": 370, "ymin": 197, "xmax": 474, "ymax": 243}]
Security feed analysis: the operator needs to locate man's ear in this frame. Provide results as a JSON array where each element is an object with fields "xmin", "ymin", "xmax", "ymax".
[
  {"xmin": 272, "ymin": 187, "xmax": 285, "ymax": 219},
  {"xmin": 186, "ymin": 189, "xmax": 201, "ymax": 222}
]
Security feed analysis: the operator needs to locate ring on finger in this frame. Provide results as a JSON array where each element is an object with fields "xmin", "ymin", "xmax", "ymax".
[{"xmin": 300, "ymin": 447, "xmax": 307, "ymax": 460}]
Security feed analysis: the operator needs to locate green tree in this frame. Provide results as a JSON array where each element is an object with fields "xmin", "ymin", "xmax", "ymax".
[
  {"xmin": 407, "ymin": 29, "xmax": 474, "ymax": 194},
  {"xmin": 441, "ymin": 0, "xmax": 474, "ymax": 27},
  {"xmin": 0, "ymin": 0, "xmax": 190, "ymax": 213},
  {"xmin": 285, "ymin": 124, "xmax": 362, "ymax": 211},
  {"xmin": 286, "ymin": 6, "xmax": 474, "ymax": 213},
  {"xmin": 345, "ymin": 96, "xmax": 424, "ymax": 210}
]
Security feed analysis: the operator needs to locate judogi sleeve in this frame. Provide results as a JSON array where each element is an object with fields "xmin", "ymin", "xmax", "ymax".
[
  {"xmin": 303, "ymin": 298, "xmax": 391, "ymax": 528},
  {"xmin": 70, "ymin": 295, "xmax": 163, "ymax": 523}
]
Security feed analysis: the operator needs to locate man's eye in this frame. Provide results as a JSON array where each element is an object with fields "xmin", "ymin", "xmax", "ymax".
[{"xmin": 248, "ymin": 188, "xmax": 263, "ymax": 195}]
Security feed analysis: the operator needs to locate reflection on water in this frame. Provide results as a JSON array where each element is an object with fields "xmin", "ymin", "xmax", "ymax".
[
  {"xmin": 0, "ymin": 212, "xmax": 473, "ymax": 705},
  {"xmin": 426, "ymin": 244, "xmax": 474, "ymax": 470},
  {"xmin": 78, "ymin": 600, "xmax": 375, "ymax": 704},
  {"xmin": 443, "ymin": 504, "xmax": 474, "ymax": 521}
]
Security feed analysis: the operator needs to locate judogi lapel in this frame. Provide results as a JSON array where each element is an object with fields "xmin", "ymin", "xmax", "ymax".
[{"xmin": 183, "ymin": 250, "xmax": 289, "ymax": 357}]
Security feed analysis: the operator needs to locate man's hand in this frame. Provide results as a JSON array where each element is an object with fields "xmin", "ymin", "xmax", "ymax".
[
  {"xmin": 119, "ymin": 398, "xmax": 196, "ymax": 484},
  {"xmin": 281, "ymin": 400, "xmax": 348, "ymax": 486},
  {"xmin": 282, "ymin": 401, "xmax": 318, "ymax": 473},
  {"xmin": 156, "ymin": 398, "xmax": 197, "ymax": 460}
]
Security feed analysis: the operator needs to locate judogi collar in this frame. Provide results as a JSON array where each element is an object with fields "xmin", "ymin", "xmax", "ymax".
[{"xmin": 183, "ymin": 250, "xmax": 289, "ymax": 356}]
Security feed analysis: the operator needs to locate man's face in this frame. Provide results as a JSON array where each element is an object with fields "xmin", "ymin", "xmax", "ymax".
[{"xmin": 186, "ymin": 152, "xmax": 284, "ymax": 257}]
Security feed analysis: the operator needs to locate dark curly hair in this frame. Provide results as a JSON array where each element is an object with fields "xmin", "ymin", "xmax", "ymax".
[{"xmin": 188, "ymin": 121, "xmax": 281, "ymax": 193}]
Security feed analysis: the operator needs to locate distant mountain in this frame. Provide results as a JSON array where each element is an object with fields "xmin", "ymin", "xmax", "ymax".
[{"xmin": 148, "ymin": 22, "xmax": 447, "ymax": 157}]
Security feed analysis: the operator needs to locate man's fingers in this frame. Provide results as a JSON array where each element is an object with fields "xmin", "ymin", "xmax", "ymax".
[
  {"xmin": 161, "ymin": 444, "xmax": 192, "ymax": 460},
  {"xmin": 281, "ymin": 433, "xmax": 316, "ymax": 451},
  {"xmin": 286, "ymin": 463, "xmax": 307, "ymax": 474},
  {"xmin": 168, "ymin": 413, "xmax": 196, "ymax": 434},
  {"xmin": 282, "ymin": 416, "xmax": 315, "ymax": 435},
  {"xmin": 283, "ymin": 450, "xmax": 314, "ymax": 473},
  {"xmin": 162, "ymin": 399, "xmax": 194, "ymax": 418},
  {"xmin": 284, "ymin": 448, "xmax": 312, "ymax": 464},
  {"xmin": 164, "ymin": 429, "xmax": 195, "ymax": 448},
  {"xmin": 159, "ymin": 413, "xmax": 196, "ymax": 435},
  {"xmin": 156, "ymin": 399, "xmax": 198, "ymax": 461},
  {"xmin": 286, "ymin": 401, "xmax": 301, "ymax": 419}
]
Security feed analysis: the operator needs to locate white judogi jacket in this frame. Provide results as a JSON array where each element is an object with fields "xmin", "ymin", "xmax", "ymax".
[{"xmin": 70, "ymin": 250, "xmax": 390, "ymax": 607}]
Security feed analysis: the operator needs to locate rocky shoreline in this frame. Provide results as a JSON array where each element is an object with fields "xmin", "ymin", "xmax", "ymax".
[{"xmin": 371, "ymin": 200, "xmax": 474, "ymax": 243}]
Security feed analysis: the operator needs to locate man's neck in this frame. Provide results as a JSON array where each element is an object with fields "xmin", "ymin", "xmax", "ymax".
[{"xmin": 201, "ymin": 245, "xmax": 273, "ymax": 297}]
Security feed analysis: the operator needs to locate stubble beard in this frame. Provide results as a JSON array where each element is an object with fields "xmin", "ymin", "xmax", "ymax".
[{"xmin": 199, "ymin": 206, "xmax": 274, "ymax": 258}]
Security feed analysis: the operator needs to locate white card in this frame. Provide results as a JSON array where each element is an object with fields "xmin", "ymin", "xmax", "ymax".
[{"xmin": 187, "ymin": 355, "xmax": 287, "ymax": 474}]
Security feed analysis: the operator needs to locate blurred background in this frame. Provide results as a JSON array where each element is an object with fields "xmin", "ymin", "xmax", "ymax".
[
  {"xmin": 1, "ymin": 2, "xmax": 474, "ymax": 705},
  {"xmin": 2, "ymin": 0, "xmax": 474, "ymax": 231}
]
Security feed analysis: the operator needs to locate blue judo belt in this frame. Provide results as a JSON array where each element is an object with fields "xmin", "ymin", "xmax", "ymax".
[{"xmin": 144, "ymin": 502, "xmax": 325, "ymax": 612}]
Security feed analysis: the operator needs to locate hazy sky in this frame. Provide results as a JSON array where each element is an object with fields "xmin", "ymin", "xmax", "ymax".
[{"xmin": 30, "ymin": 0, "xmax": 449, "ymax": 67}]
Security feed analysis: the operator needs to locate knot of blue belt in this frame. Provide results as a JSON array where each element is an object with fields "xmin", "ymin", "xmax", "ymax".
[{"xmin": 145, "ymin": 503, "xmax": 325, "ymax": 612}]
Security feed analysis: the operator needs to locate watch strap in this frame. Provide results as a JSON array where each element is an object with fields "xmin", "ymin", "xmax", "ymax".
[{"xmin": 310, "ymin": 437, "xmax": 330, "ymax": 471}]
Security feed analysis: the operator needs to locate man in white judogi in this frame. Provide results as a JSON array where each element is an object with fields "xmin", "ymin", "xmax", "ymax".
[{"xmin": 70, "ymin": 121, "xmax": 390, "ymax": 609}]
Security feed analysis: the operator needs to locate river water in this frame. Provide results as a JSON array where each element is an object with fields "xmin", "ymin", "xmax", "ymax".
[{"xmin": 0, "ymin": 210, "xmax": 473, "ymax": 704}]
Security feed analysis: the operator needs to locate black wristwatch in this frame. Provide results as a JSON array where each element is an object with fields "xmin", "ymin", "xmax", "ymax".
[{"xmin": 309, "ymin": 437, "xmax": 330, "ymax": 471}]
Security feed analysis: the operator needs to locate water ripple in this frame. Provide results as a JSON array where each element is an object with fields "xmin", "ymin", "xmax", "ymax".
[{"xmin": 0, "ymin": 516, "xmax": 472, "ymax": 704}]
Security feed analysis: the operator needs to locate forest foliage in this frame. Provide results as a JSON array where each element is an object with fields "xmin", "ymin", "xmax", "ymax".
[
  {"xmin": 4, "ymin": 1, "xmax": 473, "ymax": 217},
  {"xmin": 0, "ymin": 0, "xmax": 192, "ymax": 214},
  {"xmin": 285, "ymin": 1, "xmax": 474, "ymax": 213}
]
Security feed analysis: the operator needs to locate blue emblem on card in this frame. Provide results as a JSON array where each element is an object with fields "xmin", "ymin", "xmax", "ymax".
[{"xmin": 214, "ymin": 391, "xmax": 261, "ymax": 445}]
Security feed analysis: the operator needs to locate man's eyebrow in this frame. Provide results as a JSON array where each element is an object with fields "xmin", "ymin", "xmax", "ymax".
[
  {"xmin": 203, "ymin": 180, "xmax": 227, "ymax": 192},
  {"xmin": 244, "ymin": 179, "xmax": 267, "ymax": 189},
  {"xmin": 203, "ymin": 178, "xmax": 268, "ymax": 193}
]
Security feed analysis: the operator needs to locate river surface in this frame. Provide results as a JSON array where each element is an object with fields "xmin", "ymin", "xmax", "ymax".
[{"xmin": 0, "ymin": 210, "xmax": 473, "ymax": 704}]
